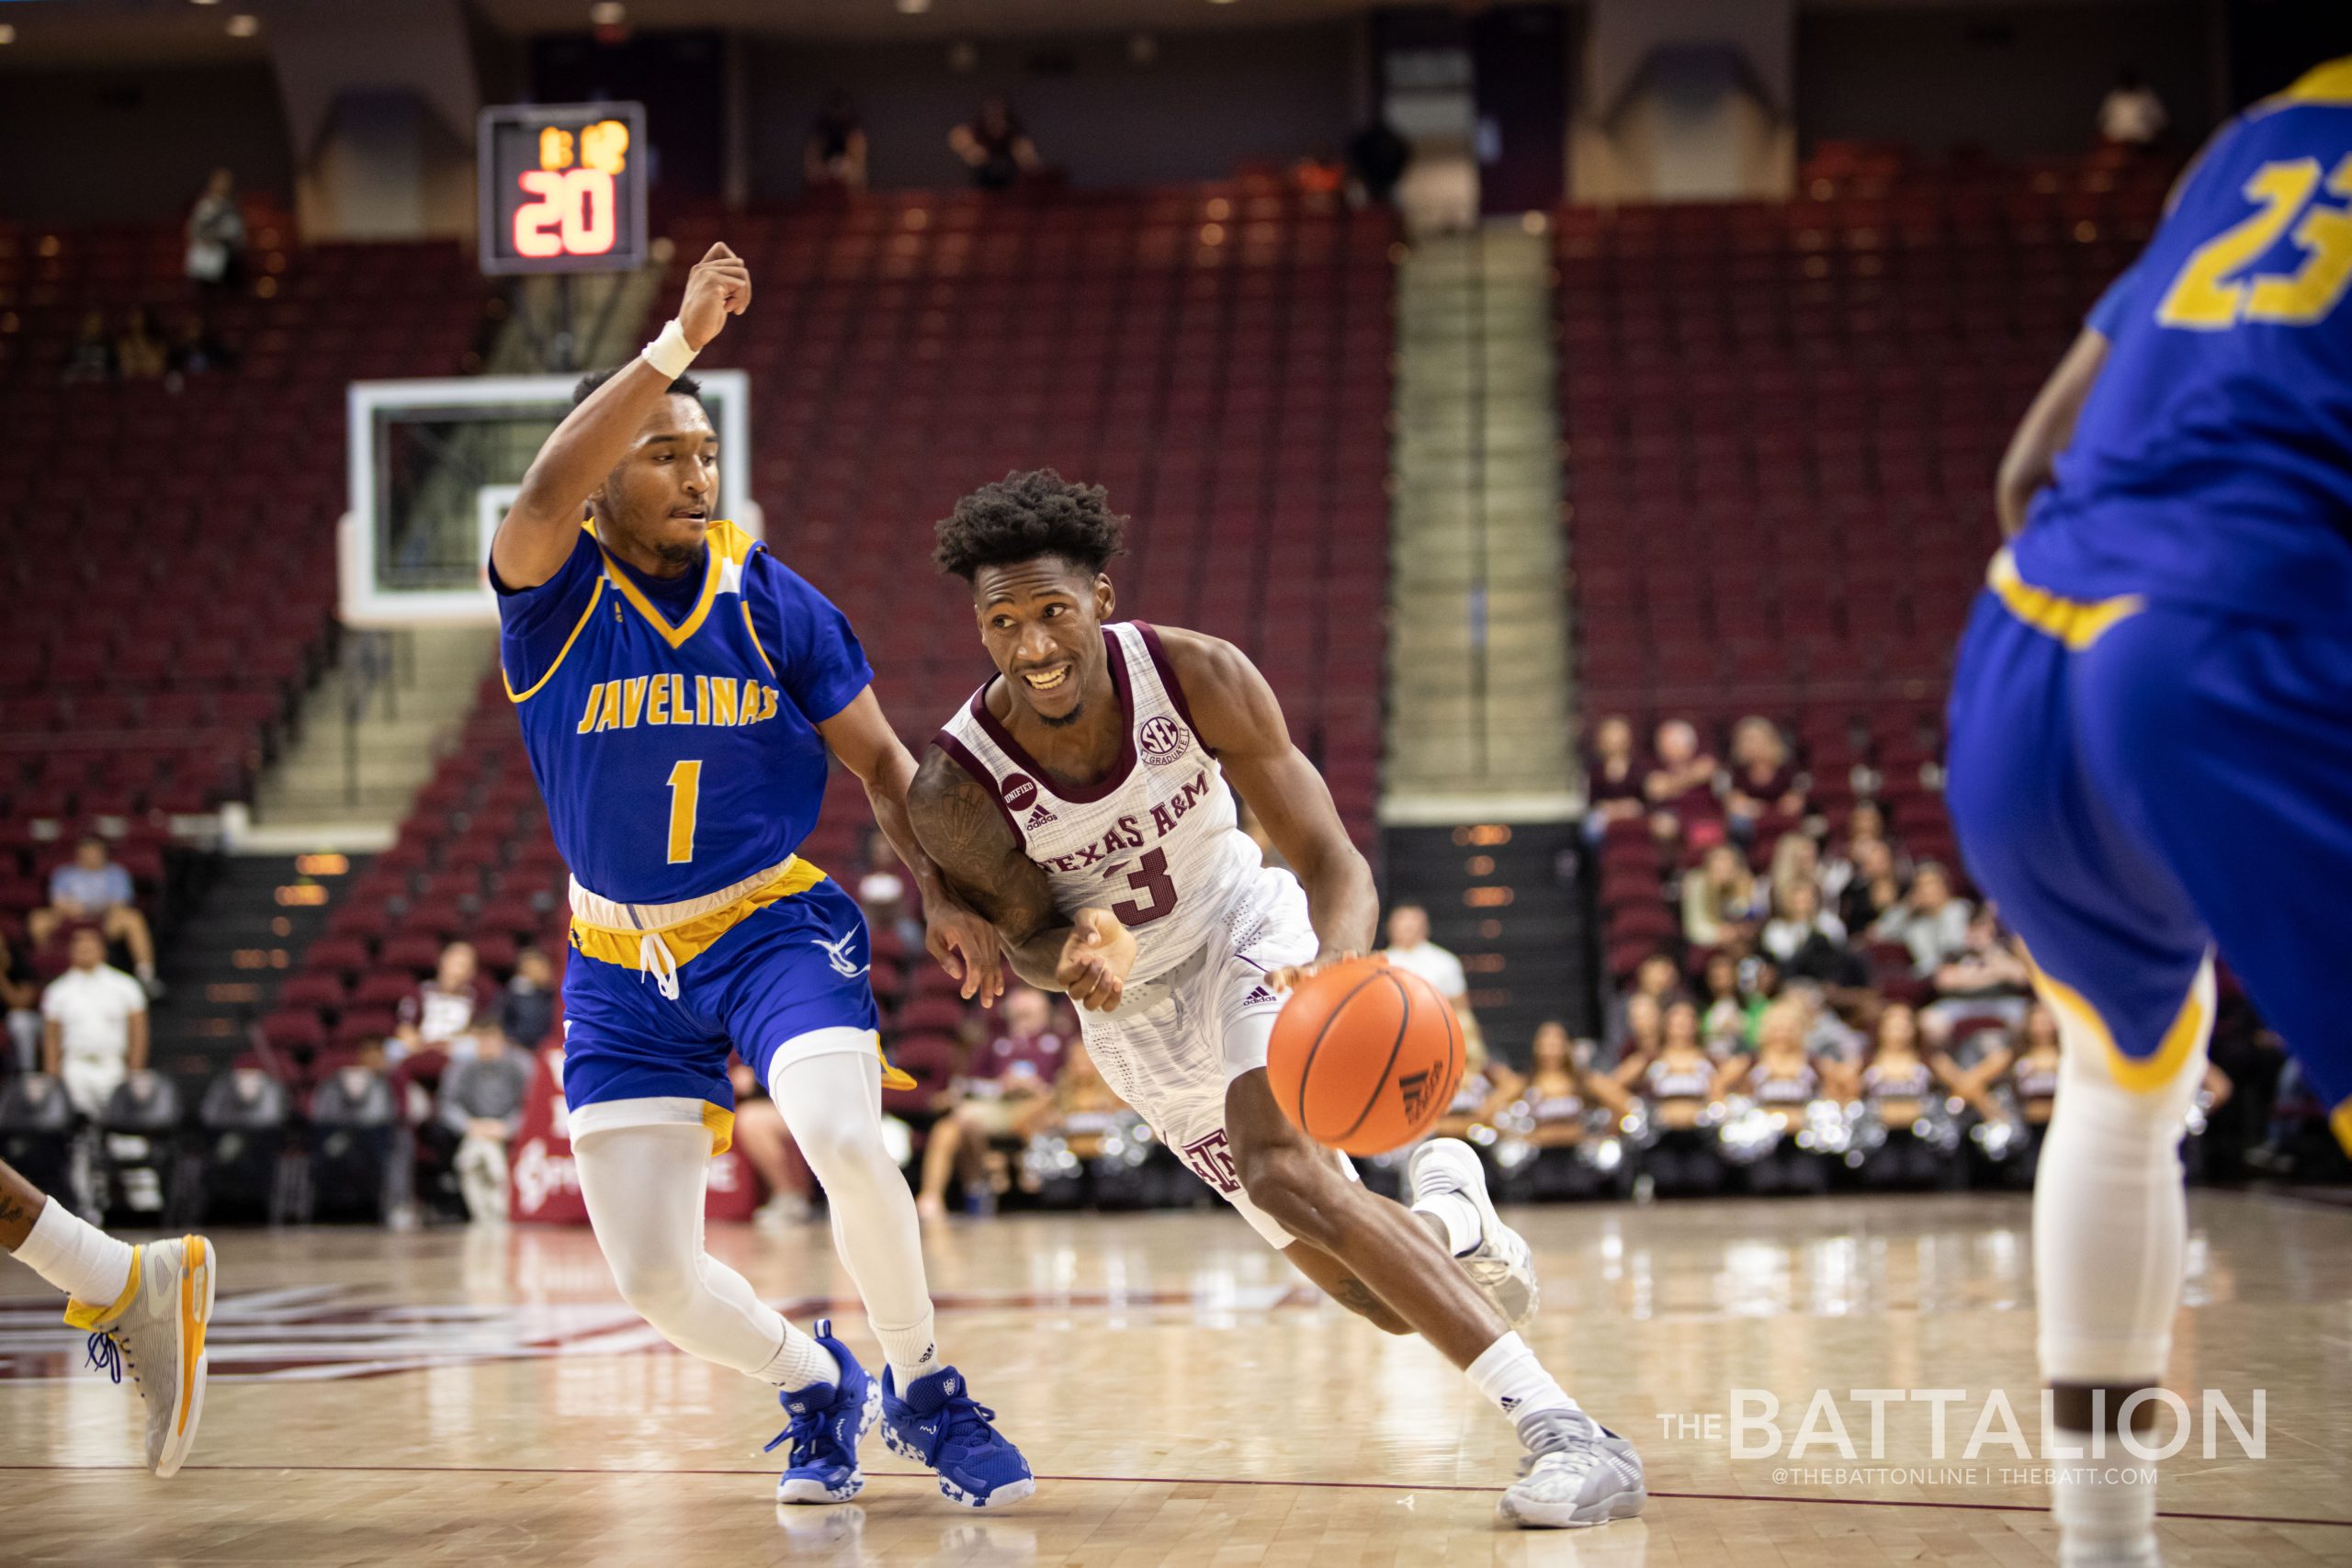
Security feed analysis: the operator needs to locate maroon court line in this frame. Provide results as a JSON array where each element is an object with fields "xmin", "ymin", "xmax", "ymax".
[{"xmin": 2, "ymin": 1464, "xmax": 2346, "ymax": 1529}]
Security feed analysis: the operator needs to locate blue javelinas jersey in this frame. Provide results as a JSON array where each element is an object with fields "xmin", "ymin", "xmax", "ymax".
[
  {"xmin": 2013, "ymin": 58, "xmax": 2352, "ymax": 626},
  {"xmin": 493, "ymin": 519, "xmax": 871, "ymax": 905}
]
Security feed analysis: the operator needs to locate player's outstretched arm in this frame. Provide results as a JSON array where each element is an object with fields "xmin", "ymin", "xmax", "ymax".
[
  {"xmin": 1996, "ymin": 325, "xmax": 2109, "ymax": 537},
  {"xmin": 907, "ymin": 748, "xmax": 1135, "ymax": 1010},
  {"xmin": 817, "ymin": 689, "xmax": 1004, "ymax": 1006},
  {"xmin": 490, "ymin": 243, "xmax": 752, "ymax": 588},
  {"xmin": 1159, "ymin": 628, "xmax": 1379, "ymax": 981}
]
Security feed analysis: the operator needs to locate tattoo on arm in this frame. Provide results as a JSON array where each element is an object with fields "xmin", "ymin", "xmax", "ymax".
[
  {"xmin": 1333, "ymin": 1276, "xmax": 1385, "ymax": 1317},
  {"xmin": 907, "ymin": 750, "xmax": 1072, "ymax": 988},
  {"xmin": 0, "ymin": 1194, "xmax": 28, "ymax": 1231}
]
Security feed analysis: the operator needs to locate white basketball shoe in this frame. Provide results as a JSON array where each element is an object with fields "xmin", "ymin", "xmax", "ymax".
[
  {"xmin": 1407, "ymin": 1138, "xmax": 1540, "ymax": 1328},
  {"xmin": 69, "ymin": 1234, "xmax": 217, "ymax": 1479},
  {"xmin": 1498, "ymin": 1407, "xmax": 1648, "ymax": 1529}
]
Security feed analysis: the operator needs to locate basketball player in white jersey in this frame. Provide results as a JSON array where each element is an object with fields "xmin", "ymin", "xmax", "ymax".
[{"xmin": 905, "ymin": 471, "xmax": 1646, "ymax": 1528}]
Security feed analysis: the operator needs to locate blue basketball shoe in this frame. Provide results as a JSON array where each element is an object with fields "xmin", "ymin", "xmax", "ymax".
[
  {"xmin": 766, "ymin": 1321, "xmax": 881, "ymax": 1505},
  {"xmin": 879, "ymin": 1364, "xmax": 1035, "ymax": 1508}
]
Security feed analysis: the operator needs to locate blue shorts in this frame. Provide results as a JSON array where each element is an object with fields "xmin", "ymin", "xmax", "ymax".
[
  {"xmin": 1946, "ymin": 557, "xmax": 2352, "ymax": 1138},
  {"xmin": 560, "ymin": 876, "xmax": 881, "ymax": 1154}
]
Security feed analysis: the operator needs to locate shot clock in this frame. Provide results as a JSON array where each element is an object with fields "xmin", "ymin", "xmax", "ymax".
[{"xmin": 477, "ymin": 102, "xmax": 649, "ymax": 276}]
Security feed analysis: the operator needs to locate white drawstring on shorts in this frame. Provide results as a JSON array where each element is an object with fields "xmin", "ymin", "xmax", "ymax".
[{"xmin": 639, "ymin": 931, "xmax": 682, "ymax": 1001}]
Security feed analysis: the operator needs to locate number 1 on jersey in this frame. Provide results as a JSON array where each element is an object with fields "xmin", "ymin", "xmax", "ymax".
[{"xmin": 666, "ymin": 760, "xmax": 702, "ymax": 864}]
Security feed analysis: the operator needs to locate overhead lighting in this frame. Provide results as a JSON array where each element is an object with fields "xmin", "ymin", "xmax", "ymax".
[
  {"xmin": 1209, "ymin": 0, "xmax": 1240, "ymax": 6},
  {"xmin": 0, "ymin": 24, "xmax": 15, "ymax": 44},
  {"xmin": 190, "ymin": 0, "xmax": 221, "ymax": 7},
  {"xmin": 897, "ymin": 0, "xmax": 931, "ymax": 13},
  {"xmin": 226, "ymin": 13, "xmax": 259, "ymax": 35},
  {"xmin": 589, "ymin": 1, "xmax": 625, "ymax": 21}
]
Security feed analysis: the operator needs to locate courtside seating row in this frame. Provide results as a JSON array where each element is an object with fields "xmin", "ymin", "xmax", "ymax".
[{"xmin": 0, "ymin": 216, "xmax": 496, "ymax": 951}]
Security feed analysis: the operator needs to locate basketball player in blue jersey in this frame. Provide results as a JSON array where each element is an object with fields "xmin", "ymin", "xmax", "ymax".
[
  {"xmin": 904, "ymin": 472, "xmax": 1646, "ymax": 1529},
  {"xmin": 1947, "ymin": 59, "xmax": 2352, "ymax": 1568},
  {"xmin": 488, "ymin": 243, "xmax": 1033, "ymax": 1511}
]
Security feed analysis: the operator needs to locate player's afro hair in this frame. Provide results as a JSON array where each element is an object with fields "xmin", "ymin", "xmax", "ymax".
[{"xmin": 933, "ymin": 468, "xmax": 1128, "ymax": 581}]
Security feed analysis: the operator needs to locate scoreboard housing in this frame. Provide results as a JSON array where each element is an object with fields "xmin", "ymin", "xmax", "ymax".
[{"xmin": 477, "ymin": 102, "xmax": 650, "ymax": 276}]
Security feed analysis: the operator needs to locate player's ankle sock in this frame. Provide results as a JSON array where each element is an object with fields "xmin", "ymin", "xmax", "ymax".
[
  {"xmin": 1465, "ymin": 1331, "xmax": 1577, "ymax": 1424},
  {"xmin": 10, "ymin": 1198, "xmax": 133, "ymax": 1309},
  {"xmin": 760, "ymin": 1324, "xmax": 842, "ymax": 1392},
  {"xmin": 1411, "ymin": 1190, "xmax": 1483, "ymax": 1257},
  {"xmin": 875, "ymin": 1310, "xmax": 942, "ymax": 1389},
  {"xmin": 2052, "ymin": 1453, "xmax": 2158, "ymax": 1566}
]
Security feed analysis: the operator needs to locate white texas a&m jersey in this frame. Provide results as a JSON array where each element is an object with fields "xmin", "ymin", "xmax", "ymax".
[{"xmin": 934, "ymin": 623, "xmax": 1267, "ymax": 986}]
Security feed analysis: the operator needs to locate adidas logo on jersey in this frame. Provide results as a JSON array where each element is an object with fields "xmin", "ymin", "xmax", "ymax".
[
  {"xmin": 1024, "ymin": 804, "xmax": 1056, "ymax": 829},
  {"xmin": 1242, "ymin": 986, "xmax": 1277, "ymax": 1007}
]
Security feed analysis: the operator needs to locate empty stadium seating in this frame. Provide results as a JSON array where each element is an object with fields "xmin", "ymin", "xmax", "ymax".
[
  {"xmin": 0, "ymin": 209, "xmax": 492, "ymax": 967},
  {"xmin": 1561, "ymin": 152, "xmax": 2175, "ymax": 975}
]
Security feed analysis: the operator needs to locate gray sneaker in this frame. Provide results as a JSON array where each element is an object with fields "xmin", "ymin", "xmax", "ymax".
[
  {"xmin": 73, "ymin": 1234, "xmax": 217, "ymax": 1478},
  {"xmin": 1498, "ymin": 1407, "xmax": 1647, "ymax": 1529},
  {"xmin": 1407, "ymin": 1137, "xmax": 1539, "ymax": 1328}
]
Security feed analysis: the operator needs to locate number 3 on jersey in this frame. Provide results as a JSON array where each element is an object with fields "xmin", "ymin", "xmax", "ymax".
[
  {"xmin": 1110, "ymin": 848, "xmax": 1178, "ymax": 927},
  {"xmin": 665, "ymin": 760, "xmax": 702, "ymax": 864},
  {"xmin": 2158, "ymin": 153, "xmax": 2352, "ymax": 329}
]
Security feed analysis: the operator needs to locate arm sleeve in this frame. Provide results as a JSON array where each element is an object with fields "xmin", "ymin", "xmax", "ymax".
[
  {"xmin": 746, "ymin": 554, "xmax": 876, "ymax": 725},
  {"xmin": 491, "ymin": 530, "xmax": 605, "ymax": 698}
]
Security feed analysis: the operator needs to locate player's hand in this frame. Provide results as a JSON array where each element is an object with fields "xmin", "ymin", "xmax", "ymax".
[
  {"xmin": 1266, "ymin": 949, "xmax": 1370, "ymax": 994},
  {"xmin": 677, "ymin": 243, "xmax": 752, "ymax": 350},
  {"xmin": 1056, "ymin": 908, "xmax": 1137, "ymax": 1012},
  {"xmin": 924, "ymin": 895, "xmax": 1005, "ymax": 1008}
]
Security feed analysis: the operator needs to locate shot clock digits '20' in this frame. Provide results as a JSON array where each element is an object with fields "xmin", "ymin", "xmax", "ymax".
[{"xmin": 477, "ymin": 102, "xmax": 649, "ymax": 276}]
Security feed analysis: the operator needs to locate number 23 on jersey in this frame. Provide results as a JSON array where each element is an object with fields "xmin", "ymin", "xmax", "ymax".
[{"xmin": 2158, "ymin": 152, "xmax": 2352, "ymax": 329}]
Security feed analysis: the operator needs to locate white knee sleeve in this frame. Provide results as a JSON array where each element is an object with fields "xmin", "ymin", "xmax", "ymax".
[
  {"xmin": 575, "ymin": 1121, "xmax": 832, "ymax": 1383},
  {"xmin": 772, "ymin": 1036, "xmax": 939, "ymax": 1374},
  {"xmin": 2033, "ymin": 957, "xmax": 2213, "ymax": 1388}
]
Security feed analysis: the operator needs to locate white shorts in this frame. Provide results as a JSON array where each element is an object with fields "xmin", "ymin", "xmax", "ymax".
[{"xmin": 1079, "ymin": 866, "xmax": 1355, "ymax": 1248}]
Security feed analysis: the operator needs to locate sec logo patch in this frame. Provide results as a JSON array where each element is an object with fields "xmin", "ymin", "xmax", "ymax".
[{"xmin": 1139, "ymin": 716, "xmax": 1191, "ymax": 765}]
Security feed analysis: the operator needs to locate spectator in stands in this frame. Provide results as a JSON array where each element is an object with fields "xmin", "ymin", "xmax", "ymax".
[
  {"xmin": 1346, "ymin": 116, "xmax": 1412, "ymax": 209},
  {"xmin": 1603, "ymin": 950, "xmax": 1681, "ymax": 1064},
  {"xmin": 1698, "ymin": 952, "xmax": 1748, "ymax": 1050},
  {"xmin": 1383, "ymin": 903, "xmax": 1487, "ymax": 1056},
  {"xmin": 1582, "ymin": 715, "xmax": 1647, "ymax": 843},
  {"xmin": 1620, "ymin": 998, "xmax": 1733, "ymax": 1194},
  {"xmin": 1723, "ymin": 716, "xmax": 1806, "ymax": 842},
  {"xmin": 395, "ymin": 941, "xmax": 489, "ymax": 1060},
  {"xmin": 854, "ymin": 828, "xmax": 922, "ymax": 952},
  {"xmin": 30, "ymin": 837, "xmax": 158, "ymax": 992},
  {"xmin": 116, "ymin": 309, "xmax": 168, "ymax": 381},
  {"xmin": 1833, "ymin": 836, "xmax": 1905, "ymax": 934},
  {"xmin": 916, "ymin": 985, "xmax": 1067, "ymax": 1218},
  {"xmin": 2098, "ymin": 67, "xmax": 2168, "ymax": 151},
  {"xmin": 1017, "ymin": 1040, "xmax": 1133, "ymax": 1158},
  {"xmin": 2006, "ymin": 1003, "xmax": 2063, "ymax": 1133},
  {"xmin": 40, "ymin": 929, "xmax": 147, "ymax": 1120},
  {"xmin": 806, "ymin": 90, "xmax": 869, "ymax": 194},
  {"xmin": 165, "ymin": 314, "xmax": 232, "ymax": 385},
  {"xmin": 1871, "ymin": 862, "xmax": 1973, "ymax": 976},
  {"xmin": 1614, "ymin": 990, "xmax": 1664, "ymax": 1073},
  {"xmin": 61, "ymin": 310, "xmax": 116, "ymax": 384},
  {"xmin": 1645, "ymin": 719, "xmax": 1723, "ymax": 844},
  {"xmin": 1760, "ymin": 881, "xmax": 1855, "ymax": 985},
  {"xmin": 1822, "ymin": 800, "xmax": 1902, "ymax": 905},
  {"xmin": 0, "ymin": 931, "xmax": 39, "ymax": 1073},
  {"xmin": 1923, "ymin": 905, "xmax": 2032, "ymax": 1040},
  {"xmin": 436, "ymin": 1026, "xmax": 532, "ymax": 1224},
  {"xmin": 1429, "ymin": 1032, "xmax": 1521, "ymax": 1142},
  {"xmin": 1680, "ymin": 843, "xmax": 1762, "ymax": 949},
  {"xmin": 495, "ymin": 946, "xmax": 557, "ymax": 1049},
  {"xmin": 185, "ymin": 167, "xmax": 246, "ymax": 300},
  {"xmin": 1766, "ymin": 830, "xmax": 1822, "ymax": 910},
  {"xmin": 729, "ymin": 1058, "xmax": 812, "ymax": 1229},
  {"xmin": 950, "ymin": 96, "xmax": 1041, "ymax": 192}
]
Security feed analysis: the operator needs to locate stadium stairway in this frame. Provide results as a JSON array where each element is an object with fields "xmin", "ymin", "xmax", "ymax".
[
  {"xmin": 148, "ymin": 852, "xmax": 356, "ymax": 1086},
  {"xmin": 1382, "ymin": 227, "xmax": 1576, "ymax": 814},
  {"xmin": 252, "ymin": 627, "xmax": 499, "ymax": 831}
]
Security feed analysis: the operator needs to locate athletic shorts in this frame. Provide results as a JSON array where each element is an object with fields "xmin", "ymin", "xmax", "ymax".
[
  {"xmin": 1079, "ymin": 864, "xmax": 1356, "ymax": 1247},
  {"xmin": 1945, "ymin": 548, "xmax": 2352, "ymax": 1145},
  {"xmin": 561, "ymin": 876, "xmax": 882, "ymax": 1155}
]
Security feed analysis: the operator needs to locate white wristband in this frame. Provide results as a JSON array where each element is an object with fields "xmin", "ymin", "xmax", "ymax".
[{"xmin": 640, "ymin": 319, "xmax": 699, "ymax": 380}]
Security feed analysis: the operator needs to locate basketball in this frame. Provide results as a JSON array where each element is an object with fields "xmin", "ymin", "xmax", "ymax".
[{"xmin": 1266, "ymin": 957, "xmax": 1464, "ymax": 1156}]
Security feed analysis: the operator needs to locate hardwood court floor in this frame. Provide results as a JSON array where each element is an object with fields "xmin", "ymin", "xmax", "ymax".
[{"xmin": 4, "ymin": 1191, "xmax": 2348, "ymax": 1566}]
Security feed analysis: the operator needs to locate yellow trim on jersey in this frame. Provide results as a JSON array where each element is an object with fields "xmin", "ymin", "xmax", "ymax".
[
  {"xmin": 62, "ymin": 1246, "xmax": 142, "ymax": 1332},
  {"xmin": 587, "ymin": 517, "xmax": 757, "ymax": 649},
  {"xmin": 2027, "ymin": 953, "xmax": 2208, "ymax": 1094},
  {"xmin": 2276, "ymin": 57, "xmax": 2352, "ymax": 107},
  {"xmin": 506, "ymin": 575, "xmax": 607, "ymax": 703},
  {"xmin": 1987, "ymin": 547, "xmax": 2147, "ymax": 650},
  {"xmin": 2332, "ymin": 1097, "xmax": 2352, "ymax": 1157},
  {"xmin": 703, "ymin": 1101, "xmax": 735, "ymax": 1157},
  {"xmin": 569, "ymin": 856, "xmax": 830, "ymax": 970},
  {"xmin": 741, "ymin": 601, "xmax": 778, "ymax": 679}
]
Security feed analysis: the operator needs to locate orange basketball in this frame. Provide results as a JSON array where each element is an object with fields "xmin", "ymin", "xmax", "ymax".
[{"xmin": 1266, "ymin": 956, "xmax": 1464, "ymax": 1156}]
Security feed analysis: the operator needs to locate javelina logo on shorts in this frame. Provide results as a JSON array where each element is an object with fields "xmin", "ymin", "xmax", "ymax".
[
  {"xmin": 1138, "ymin": 716, "xmax": 1191, "ymax": 765},
  {"xmin": 1397, "ymin": 1067, "xmax": 1438, "ymax": 1122},
  {"xmin": 1001, "ymin": 773, "xmax": 1039, "ymax": 812}
]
